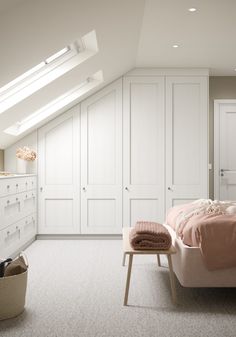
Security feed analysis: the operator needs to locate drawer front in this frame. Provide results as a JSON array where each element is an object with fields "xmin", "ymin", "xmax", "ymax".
[
  {"xmin": 0, "ymin": 194, "xmax": 23, "ymax": 230},
  {"xmin": 22, "ymin": 190, "xmax": 36, "ymax": 217},
  {"xmin": 0, "ymin": 179, "xmax": 17, "ymax": 197},
  {"xmin": 27, "ymin": 176, "xmax": 37, "ymax": 191},
  {"xmin": 0, "ymin": 176, "xmax": 37, "ymax": 197},
  {"xmin": 18, "ymin": 176, "xmax": 37, "ymax": 193},
  {"xmin": 21, "ymin": 213, "xmax": 37, "ymax": 243},
  {"xmin": 0, "ymin": 221, "xmax": 22, "ymax": 257}
]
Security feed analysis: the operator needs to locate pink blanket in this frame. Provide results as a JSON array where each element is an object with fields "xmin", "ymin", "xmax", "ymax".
[
  {"xmin": 130, "ymin": 221, "xmax": 171, "ymax": 250},
  {"xmin": 166, "ymin": 202, "xmax": 236, "ymax": 270}
]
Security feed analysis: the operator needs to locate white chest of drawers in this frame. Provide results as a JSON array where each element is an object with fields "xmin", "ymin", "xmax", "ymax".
[{"xmin": 0, "ymin": 174, "xmax": 37, "ymax": 257}]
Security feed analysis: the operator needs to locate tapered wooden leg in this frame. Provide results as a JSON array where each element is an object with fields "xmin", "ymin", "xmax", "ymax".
[
  {"xmin": 167, "ymin": 254, "xmax": 177, "ymax": 303},
  {"xmin": 122, "ymin": 253, "xmax": 126, "ymax": 266},
  {"xmin": 123, "ymin": 253, "xmax": 133, "ymax": 306},
  {"xmin": 157, "ymin": 254, "xmax": 161, "ymax": 267}
]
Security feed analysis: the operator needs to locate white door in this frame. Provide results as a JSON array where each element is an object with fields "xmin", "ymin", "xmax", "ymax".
[
  {"xmin": 214, "ymin": 100, "xmax": 236, "ymax": 201},
  {"xmin": 81, "ymin": 79, "xmax": 122, "ymax": 234},
  {"xmin": 166, "ymin": 76, "xmax": 208, "ymax": 211},
  {"xmin": 123, "ymin": 76, "xmax": 165, "ymax": 226},
  {"xmin": 38, "ymin": 106, "xmax": 80, "ymax": 234}
]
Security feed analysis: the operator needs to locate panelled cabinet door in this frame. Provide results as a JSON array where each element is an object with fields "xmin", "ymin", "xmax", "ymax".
[
  {"xmin": 165, "ymin": 76, "xmax": 208, "ymax": 211},
  {"xmin": 38, "ymin": 106, "xmax": 80, "ymax": 234},
  {"xmin": 123, "ymin": 76, "xmax": 165, "ymax": 226},
  {"xmin": 81, "ymin": 79, "xmax": 122, "ymax": 234}
]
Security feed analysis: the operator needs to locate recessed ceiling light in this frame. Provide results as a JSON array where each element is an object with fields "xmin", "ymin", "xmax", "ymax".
[
  {"xmin": 172, "ymin": 44, "xmax": 179, "ymax": 48},
  {"xmin": 188, "ymin": 7, "xmax": 197, "ymax": 12}
]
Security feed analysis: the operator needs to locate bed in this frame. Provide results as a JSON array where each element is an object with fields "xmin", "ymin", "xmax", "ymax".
[{"xmin": 164, "ymin": 200, "xmax": 236, "ymax": 287}]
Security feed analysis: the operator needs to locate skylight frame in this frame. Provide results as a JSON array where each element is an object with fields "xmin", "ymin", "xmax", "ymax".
[
  {"xmin": 0, "ymin": 30, "xmax": 98, "ymax": 115},
  {"xmin": 4, "ymin": 70, "xmax": 103, "ymax": 136},
  {"xmin": 0, "ymin": 43, "xmax": 79, "ymax": 105}
]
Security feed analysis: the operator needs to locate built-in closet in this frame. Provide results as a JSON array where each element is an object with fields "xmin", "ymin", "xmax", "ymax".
[{"xmin": 38, "ymin": 69, "xmax": 209, "ymax": 235}]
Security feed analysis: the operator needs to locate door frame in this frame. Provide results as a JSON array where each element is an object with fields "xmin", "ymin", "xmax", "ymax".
[{"xmin": 214, "ymin": 99, "xmax": 236, "ymax": 199}]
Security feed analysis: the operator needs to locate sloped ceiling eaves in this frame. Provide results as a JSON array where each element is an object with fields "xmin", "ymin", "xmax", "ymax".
[{"xmin": 0, "ymin": 0, "xmax": 145, "ymax": 148}]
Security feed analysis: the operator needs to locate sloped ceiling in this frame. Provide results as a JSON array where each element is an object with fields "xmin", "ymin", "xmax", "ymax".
[
  {"xmin": 1, "ymin": 0, "xmax": 236, "ymax": 148},
  {"xmin": 0, "ymin": 0, "xmax": 145, "ymax": 148}
]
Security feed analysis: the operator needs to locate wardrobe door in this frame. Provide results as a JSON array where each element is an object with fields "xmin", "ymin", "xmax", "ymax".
[
  {"xmin": 81, "ymin": 79, "xmax": 122, "ymax": 234},
  {"xmin": 165, "ymin": 76, "xmax": 208, "ymax": 211},
  {"xmin": 38, "ymin": 106, "xmax": 80, "ymax": 234},
  {"xmin": 123, "ymin": 76, "xmax": 165, "ymax": 226}
]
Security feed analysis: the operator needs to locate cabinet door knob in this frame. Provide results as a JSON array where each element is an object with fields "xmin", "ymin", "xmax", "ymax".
[
  {"xmin": 125, "ymin": 187, "xmax": 129, "ymax": 191},
  {"xmin": 40, "ymin": 187, "xmax": 43, "ymax": 192},
  {"xmin": 82, "ymin": 187, "xmax": 86, "ymax": 191},
  {"xmin": 168, "ymin": 187, "xmax": 173, "ymax": 191}
]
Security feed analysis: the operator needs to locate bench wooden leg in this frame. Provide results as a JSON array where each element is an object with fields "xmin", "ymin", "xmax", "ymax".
[
  {"xmin": 167, "ymin": 254, "xmax": 177, "ymax": 303},
  {"xmin": 122, "ymin": 253, "xmax": 126, "ymax": 266},
  {"xmin": 123, "ymin": 253, "xmax": 133, "ymax": 306},
  {"xmin": 157, "ymin": 254, "xmax": 161, "ymax": 267}
]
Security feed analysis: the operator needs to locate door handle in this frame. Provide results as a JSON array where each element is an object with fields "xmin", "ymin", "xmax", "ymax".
[{"xmin": 220, "ymin": 169, "xmax": 234, "ymax": 176}]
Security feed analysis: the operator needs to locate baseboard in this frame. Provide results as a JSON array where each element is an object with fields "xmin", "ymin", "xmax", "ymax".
[
  {"xmin": 10, "ymin": 236, "xmax": 36, "ymax": 258},
  {"xmin": 36, "ymin": 234, "xmax": 122, "ymax": 240}
]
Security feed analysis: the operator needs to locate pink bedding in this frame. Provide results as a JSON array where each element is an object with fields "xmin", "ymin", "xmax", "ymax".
[{"xmin": 166, "ymin": 202, "xmax": 236, "ymax": 270}]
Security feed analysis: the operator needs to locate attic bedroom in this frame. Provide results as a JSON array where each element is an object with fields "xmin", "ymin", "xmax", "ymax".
[{"xmin": 0, "ymin": 1, "xmax": 236, "ymax": 336}]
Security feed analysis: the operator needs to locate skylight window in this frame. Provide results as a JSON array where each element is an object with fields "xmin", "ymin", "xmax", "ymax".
[
  {"xmin": 0, "ymin": 30, "xmax": 98, "ymax": 115},
  {"xmin": 45, "ymin": 47, "xmax": 70, "ymax": 64},
  {"xmin": 4, "ymin": 70, "xmax": 103, "ymax": 136}
]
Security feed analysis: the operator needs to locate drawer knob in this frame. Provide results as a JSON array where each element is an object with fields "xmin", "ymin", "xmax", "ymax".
[
  {"xmin": 25, "ymin": 195, "xmax": 28, "ymax": 198},
  {"xmin": 7, "ymin": 200, "xmax": 10, "ymax": 204},
  {"xmin": 16, "ymin": 198, "xmax": 18, "ymax": 201},
  {"xmin": 7, "ymin": 231, "xmax": 10, "ymax": 235},
  {"xmin": 7, "ymin": 185, "xmax": 10, "ymax": 189},
  {"xmin": 16, "ymin": 184, "xmax": 18, "ymax": 187},
  {"xmin": 16, "ymin": 226, "xmax": 18, "ymax": 230}
]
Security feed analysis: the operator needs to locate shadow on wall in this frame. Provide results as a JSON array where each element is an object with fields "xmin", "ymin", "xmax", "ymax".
[{"xmin": 0, "ymin": 149, "xmax": 4, "ymax": 170}]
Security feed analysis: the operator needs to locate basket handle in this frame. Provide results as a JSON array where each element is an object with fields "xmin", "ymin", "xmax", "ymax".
[{"xmin": 19, "ymin": 252, "xmax": 29, "ymax": 268}]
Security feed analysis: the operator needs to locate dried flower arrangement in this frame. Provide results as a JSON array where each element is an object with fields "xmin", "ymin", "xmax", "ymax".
[{"xmin": 16, "ymin": 146, "xmax": 37, "ymax": 161}]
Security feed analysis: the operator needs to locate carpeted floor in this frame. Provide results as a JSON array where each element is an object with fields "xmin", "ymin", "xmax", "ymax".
[{"xmin": 0, "ymin": 239, "xmax": 236, "ymax": 337}]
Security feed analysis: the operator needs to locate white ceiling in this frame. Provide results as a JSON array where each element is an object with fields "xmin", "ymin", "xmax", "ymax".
[
  {"xmin": 0, "ymin": 0, "xmax": 236, "ymax": 148},
  {"xmin": 137, "ymin": 0, "xmax": 236, "ymax": 75}
]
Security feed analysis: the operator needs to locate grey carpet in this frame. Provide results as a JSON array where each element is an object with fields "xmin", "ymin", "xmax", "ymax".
[{"xmin": 0, "ymin": 239, "xmax": 236, "ymax": 337}]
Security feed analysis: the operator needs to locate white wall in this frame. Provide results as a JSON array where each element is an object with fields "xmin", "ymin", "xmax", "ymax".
[{"xmin": 4, "ymin": 131, "xmax": 37, "ymax": 173}]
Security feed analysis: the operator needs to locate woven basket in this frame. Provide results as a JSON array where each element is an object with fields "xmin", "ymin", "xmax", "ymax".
[{"xmin": 0, "ymin": 254, "xmax": 28, "ymax": 320}]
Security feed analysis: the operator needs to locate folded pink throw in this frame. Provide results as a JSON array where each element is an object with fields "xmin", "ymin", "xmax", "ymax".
[{"xmin": 130, "ymin": 221, "xmax": 172, "ymax": 250}]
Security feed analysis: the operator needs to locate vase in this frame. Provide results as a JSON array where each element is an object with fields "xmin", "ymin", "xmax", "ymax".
[{"xmin": 16, "ymin": 159, "xmax": 33, "ymax": 174}]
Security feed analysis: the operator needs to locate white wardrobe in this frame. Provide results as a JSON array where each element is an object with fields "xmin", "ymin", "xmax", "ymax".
[{"xmin": 38, "ymin": 69, "xmax": 209, "ymax": 235}]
